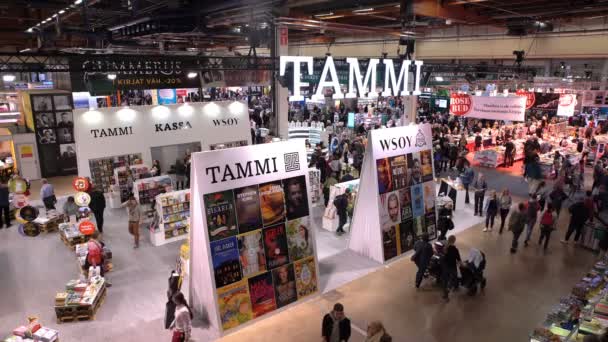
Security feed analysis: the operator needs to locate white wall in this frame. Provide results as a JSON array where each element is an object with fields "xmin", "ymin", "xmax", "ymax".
[{"xmin": 73, "ymin": 101, "xmax": 251, "ymax": 178}]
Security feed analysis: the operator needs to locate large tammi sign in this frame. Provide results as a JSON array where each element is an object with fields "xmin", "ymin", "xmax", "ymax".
[
  {"xmin": 279, "ymin": 56, "xmax": 424, "ymax": 101},
  {"xmin": 349, "ymin": 124, "xmax": 436, "ymax": 264},
  {"xmin": 189, "ymin": 140, "xmax": 320, "ymax": 336}
]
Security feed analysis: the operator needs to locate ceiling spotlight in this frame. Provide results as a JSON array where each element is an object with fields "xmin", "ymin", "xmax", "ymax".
[
  {"xmin": 3, "ymin": 75, "xmax": 16, "ymax": 82},
  {"xmin": 52, "ymin": 14, "xmax": 58, "ymax": 18},
  {"xmin": 25, "ymin": 28, "xmax": 33, "ymax": 33},
  {"xmin": 19, "ymin": 48, "xmax": 31, "ymax": 53},
  {"xmin": 74, "ymin": 0, "xmax": 83, "ymax": 4},
  {"xmin": 59, "ymin": 10, "xmax": 65, "ymax": 14},
  {"xmin": 107, "ymin": 74, "xmax": 117, "ymax": 80},
  {"xmin": 446, "ymin": 19, "xmax": 453, "ymax": 25},
  {"xmin": 434, "ymin": 76, "xmax": 444, "ymax": 82},
  {"xmin": 314, "ymin": 12, "xmax": 334, "ymax": 18},
  {"xmin": 187, "ymin": 72, "xmax": 198, "ymax": 78},
  {"xmin": 353, "ymin": 7, "xmax": 374, "ymax": 13}
]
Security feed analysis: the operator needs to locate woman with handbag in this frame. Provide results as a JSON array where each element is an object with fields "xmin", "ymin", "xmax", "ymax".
[{"xmin": 170, "ymin": 292, "xmax": 192, "ymax": 342}]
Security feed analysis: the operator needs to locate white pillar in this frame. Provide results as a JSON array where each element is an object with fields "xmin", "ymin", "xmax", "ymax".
[{"xmin": 274, "ymin": 25, "xmax": 290, "ymax": 139}]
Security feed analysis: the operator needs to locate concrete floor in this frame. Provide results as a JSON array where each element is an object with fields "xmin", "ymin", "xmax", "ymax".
[{"xmin": 0, "ymin": 165, "xmax": 599, "ymax": 342}]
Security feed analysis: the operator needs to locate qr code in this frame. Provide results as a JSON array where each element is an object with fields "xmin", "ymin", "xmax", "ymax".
[{"xmin": 284, "ymin": 152, "xmax": 300, "ymax": 172}]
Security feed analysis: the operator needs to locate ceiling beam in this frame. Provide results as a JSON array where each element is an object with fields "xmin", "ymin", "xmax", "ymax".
[{"xmin": 412, "ymin": 0, "xmax": 494, "ymax": 24}]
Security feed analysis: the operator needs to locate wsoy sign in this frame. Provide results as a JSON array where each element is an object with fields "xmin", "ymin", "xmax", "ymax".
[{"xmin": 279, "ymin": 56, "xmax": 424, "ymax": 101}]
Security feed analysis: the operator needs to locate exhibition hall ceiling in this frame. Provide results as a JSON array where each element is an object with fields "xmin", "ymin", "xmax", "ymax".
[{"xmin": 2, "ymin": 0, "xmax": 608, "ymax": 52}]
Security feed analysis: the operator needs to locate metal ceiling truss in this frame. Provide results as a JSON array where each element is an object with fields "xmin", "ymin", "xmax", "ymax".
[{"xmin": 0, "ymin": 53, "xmax": 537, "ymax": 80}]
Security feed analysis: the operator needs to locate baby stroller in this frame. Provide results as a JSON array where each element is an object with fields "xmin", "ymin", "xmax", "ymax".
[
  {"xmin": 424, "ymin": 241, "xmax": 445, "ymax": 285},
  {"xmin": 459, "ymin": 249, "xmax": 487, "ymax": 296}
]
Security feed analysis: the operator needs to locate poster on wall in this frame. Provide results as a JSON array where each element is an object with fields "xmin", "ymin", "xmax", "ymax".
[
  {"xmin": 189, "ymin": 140, "xmax": 319, "ymax": 335},
  {"xmin": 449, "ymin": 94, "xmax": 526, "ymax": 121},
  {"xmin": 557, "ymin": 94, "xmax": 577, "ymax": 117},
  {"xmin": 29, "ymin": 93, "xmax": 76, "ymax": 177},
  {"xmin": 349, "ymin": 124, "xmax": 436, "ymax": 264}
]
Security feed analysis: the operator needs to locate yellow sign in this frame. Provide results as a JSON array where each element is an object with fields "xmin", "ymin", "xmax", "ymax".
[{"xmin": 19, "ymin": 145, "xmax": 33, "ymax": 159}]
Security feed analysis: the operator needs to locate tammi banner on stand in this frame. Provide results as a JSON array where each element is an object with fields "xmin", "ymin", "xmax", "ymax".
[
  {"xmin": 450, "ymin": 94, "xmax": 526, "ymax": 121},
  {"xmin": 349, "ymin": 124, "xmax": 436, "ymax": 264},
  {"xmin": 189, "ymin": 140, "xmax": 320, "ymax": 336}
]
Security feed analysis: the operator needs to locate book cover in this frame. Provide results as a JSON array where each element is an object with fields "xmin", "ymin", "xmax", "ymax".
[
  {"xmin": 262, "ymin": 224, "xmax": 290, "ymax": 269},
  {"xmin": 259, "ymin": 181, "xmax": 286, "ymax": 226},
  {"xmin": 216, "ymin": 280, "xmax": 253, "ymax": 331},
  {"xmin": 407, "ymin": 152, "xmax": 423, "ymax": 185},
  {"xmin": 286, "ymin": 217, "xmax": 314, "ymax": 261},
  {"xmin": 204, "ymin": 190, "xmax": 238, "ymax": 241},
  {"xmin": 211, "ymin": 236, "xmax": 242, "ymax": 288},
  {"xmin": 399, "ymin": 219, "xmax": 416, "ymax": 254},
  {"xmin": 389, "ymin": 155, "xmax": 408, "ymax": 190},
  {"xmin": 379, "ymin": 191, "xmax": 401, "ymax": 229},
  {"xmin": 410, "ymin": 184, "xmax": 424, "ymax": 218},
  {"xmin": 425, "ymin": 211, "xmax": 437, "ymax": 240},
  {"xmin": 423, "ymin": 181, "xmax": 436, "ymax": 214},
  {"xmin": 420, "ymin": 149, "xmax": 434, "ymax": 182},
  {"xmin": 398, "ymin": 187, "xmax": 413, "ymax": 221},
  {"xmin": 272, "ymin": 264, "xmax": 297, "ymax": 308},
  {"xmin": 234, "ymin": 185, "xmax": 263, "ymax": 234},
  {"xmin": 294, "ymin": 256, "xmax": 318, "ymax": 299},
  {"xmin": 413, "ymin": 216, "xmax": 425, "ymax": 237},
  {"xmin": 247, "ymin": 271, "xmax": 277, "ymax": 318},
  {"xmin": 283, "ymin": 176, "xmax": 310, "ymax": 221},
  {"xmin": 382, "ymin": 225, "xmax": 398, "ymax": 261},
  {"xmin": 237, "ymin": 229, "xmax": 267, "ymax": 278},
  {"xmin": 376, "ymin": 158, "xmax": 393, "ymax": 194}
]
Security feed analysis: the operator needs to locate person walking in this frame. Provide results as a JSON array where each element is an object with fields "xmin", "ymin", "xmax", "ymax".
[
  {"xmin": 460, "ymin": 163, "xmax": 475, "ymax": 205},
  {"xmin": 322, "ymin": 303, "xmax": 351, "ymax": 342},
  {"xmin": 538, "ymin": 203, "xmax": 557, "ymax": 251},
  {"xmin": 498, "ymin": 188, "xmax": 512, "ymax": 234},
  {"xmin": 365, "ymin": 321, "xmax": 392, "ymax": 342},
  {"xmin": 412, "ymin": 234, "xmax": 434, "ymax": 289},
  {"xmin": 534, "ymin": 181, "xmax": 548, "ymax": 211},
  {"xmin": 333, "ymin": 188, "xmax": 351, "ymax": 235},
  {"xmin": 121, "ymin": 194, "xmax": 142, "ymax": 248},
  {"xmin": 89, "ymin": 184, "xmax": 106, "ymax": 234},
  {"xmin": 0, "ymin": 181, "xmax": 10, "ymax": 228},
  {"xmin": 549, "ymin": 184, "xmax": 569, "ymax": 218},
  {"xmin": 437, "ymin": 203, "xmax": 453, "ymax": 240},
  {"xmin": 484, "ymin": 190, "xmax": 498, "ymax": 232},
  {"xmin": 504, "ymin": 139, "xmax": 515, "ymax": 167},
  {"xmin": 473, "ymin": 173, "xmax": 488, "ymax": 216},
  {"xmin": 441, "ymin": 235, "xmax": 461, "ymax": 301},
  {"xmin": 40, "ymin": 178, "xmax": 56, "ymax": 211},
  {"xmin": 509, "ymin": 203, "xmax": 527, "ymax": 254},
  {"xmin": 170, "ymin": 292, "xmax": 193, "ymax": 342},
  {"xmin": 524, "ymin": 194, "xmax": 540, "ymax": 247},
  {"xmin": 561, "ymin": 198, "xmax": 590, "ymax": 245}
]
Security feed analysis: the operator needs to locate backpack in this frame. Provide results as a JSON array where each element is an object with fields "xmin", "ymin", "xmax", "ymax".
[{"xmin": 540, "ymin": 210, "xmax": 553, "ymax": 226}]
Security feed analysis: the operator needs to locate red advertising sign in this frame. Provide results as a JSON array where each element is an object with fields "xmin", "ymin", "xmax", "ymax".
[
  {"xmin": 516, "ymin": 90, "xmax": 536, "ymax": 109},
  {"xmin": 79, "ymin": 220, "xmax": 96, "ymax": 235},
  {"xmin": 449, "ymin": 93, "xmax": 472, "ymax": 116},
  {"xmin": 72, "ymin": 177, "xmax": 90, "ymax": 192},
  {"xmin": 279, "ymin": 27, "xmax": 288, "ymax": 46}
]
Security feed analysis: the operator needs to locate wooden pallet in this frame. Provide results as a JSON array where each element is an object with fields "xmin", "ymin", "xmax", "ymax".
[
  {"xmin": 60, "ymin": 233, "xmax": 87, "ymax": 250},
  {"xmin": 55, "ymin": 286, "xmax": 106, "ymax": 324}
]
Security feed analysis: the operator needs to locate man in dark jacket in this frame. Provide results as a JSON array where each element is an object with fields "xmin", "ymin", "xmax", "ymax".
[
  {"xmin": 412, "ymin": 234, "xmax": 434, "ymax": 288},
  {"xmin": 509, "ymin": 203, "xmax": 527, "ymax": 253},
  {"xmin": 322, "ymin": 303, "xmax": 351, "ymax": 342},
  {"xmin": 504, "ymin": 139, "xmax": 515, "ymax": 167},
  {"xmin": 88, "ymin": 184, "xmax": 106, "ymax": 233},
  {"xmin": 459, "ymin": 163, "xmax": 475, "ymax": 204},
  {"xmin": 442, "ymin": 235, "xmax": 461, "ymax": 301},
  {"xmin": 561, "ymin": 199, "xmax": 590, "ymax": 244},
  {"xmin": 0, "ymin": 182, "xmax": 10, "ymax": 228},
  {"xmin": 333, "ymin": 189, "xmax": 351, "ymax": 235}
]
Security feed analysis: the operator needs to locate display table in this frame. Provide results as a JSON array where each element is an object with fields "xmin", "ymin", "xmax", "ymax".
[
  {"xmin": 54, "ymin": 277, "xmax": 107, "ymax": 323},
  {"xmin": 472, "ymin": 140, "xmax": 525, "ymax": 168},
  {"xmin": 529, "ymin": 259, "xmax": 608, "ymax": 341},
  {"xmin": 34, "ymin": 211, "xmax": 65, "ymax": 233},
  {"xmin": 322, "ymin": 179, "xmax": 359, "ymax": 232},
  {"xmin": 4, "ymin": 321, "xmax": 59, "ymax": 342},
  {"xmin": 58, "ymin": 223, "xmax": 88, "ymax": 250},
  {"xmin": 149, "ymin": 190, "xmax": 190, "ymax": 246},
  {"xmin": 133, "ymin": 175, "xmax": 173, "ymax": 206}
]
